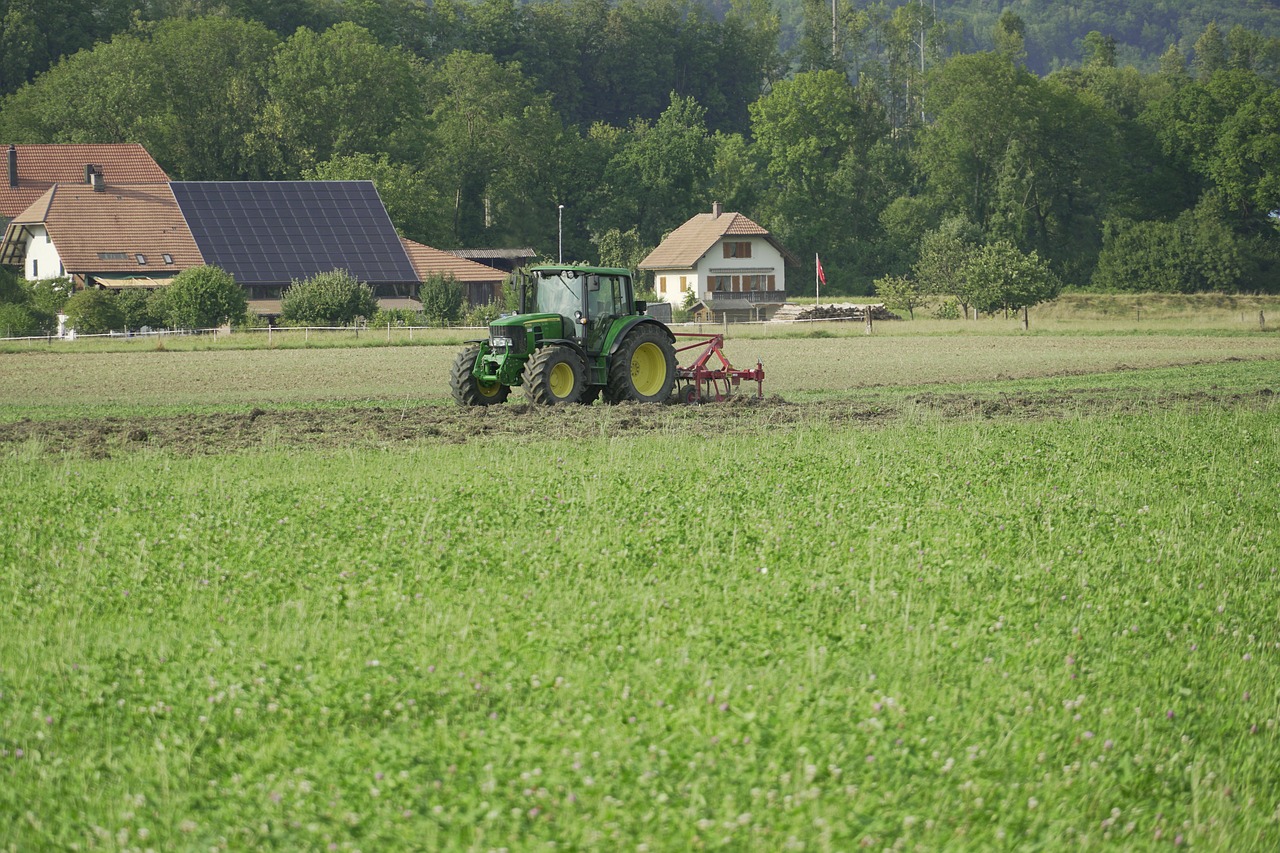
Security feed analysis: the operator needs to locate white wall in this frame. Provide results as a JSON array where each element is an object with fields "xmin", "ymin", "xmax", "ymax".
[
  {"xmin": 23, "ymin": 226, "xmax": 64, "ymax": 281},
  {"xmin": 652, "ymin": 236, "xmax": 786, "ymax": 308}
]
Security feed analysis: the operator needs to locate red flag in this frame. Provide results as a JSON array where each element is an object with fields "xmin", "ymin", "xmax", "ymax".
[{"xmin": 817, "ymin": 256, "xmax": 826, "ymax": 286}]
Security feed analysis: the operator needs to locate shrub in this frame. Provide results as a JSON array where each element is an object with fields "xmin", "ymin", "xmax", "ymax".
[
  {"xmin": 115, "ymin": 288, "xmax": 166, "ymax": 330},
  {"xmin": 281, "ymin": 269, "xmax": 378, "ymax": 326},
  {"xmin": 874, "ymin": 274, "xmax": 929, "ymax": 320},
  {"xmin": 0, "ymin": 303, "xmax": 44, "ymax": 337},
  {"xmin": 419, "ymin": 274, "xmax": 464, "ymax": 325},
  {"xmin": 26, "ymin": 277, "xmax": 75, "ymax": 315},
  {"xmin": 371, "ymin": 308, "xmax": 426, "ymax": 327},
  {"xmin": 63, "ymin": 289, "xmax": 124, "ymax": 334},
  {"xmin": 162, "ymin": 266, "xmax": 247, "ymax": 328},
  {"xmin": 462, "ymin": 302, "xmax": 503, "ymax": 327}
]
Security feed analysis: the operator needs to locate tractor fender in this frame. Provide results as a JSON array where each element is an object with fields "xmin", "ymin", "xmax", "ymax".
[
  {"xmin": 540, "ymin": 338, "xmax": 591, "ymax": 363},
  {"xmin": 606, "ymin": 317, "xmax": 674, "ymax": 356}
]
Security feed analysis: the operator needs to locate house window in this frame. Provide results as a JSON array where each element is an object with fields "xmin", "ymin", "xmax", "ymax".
[
  {"xmin": 162, "ymin": 253, "xmax": 174, "ymax": 265},
  {"xmin": 45, "ymin": 233, "xmax": 52, "ymax": 243},
  {"xmin": 709, "ymin": 275, "xmax": 731, "ymax": 292},
  {"xmin": 742, "ymin": 275, "xmax": 768, "ymax": 291},
  {"xmin": 97, "ymin": 252, "xmax": 128, "ymax": 260},
  {"xmin": 135, "ymin": 254, "xmax": 147, "ymax": 265},
  {"xmin": 723, "ymin": 241, "xmax": 752, "ymax": 259},
  {"xmin": 680, "ymin": 275, "xmax": 688, "ymax": 292},
  {"xmin": 30, "ymin": 259, "xmax": 37, "ymax": 277},
  {"xmin": 658, "ymin": 276, "xmax": 667, "ymax": 294}
]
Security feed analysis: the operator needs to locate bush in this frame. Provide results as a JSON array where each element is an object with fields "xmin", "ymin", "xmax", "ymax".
[
  {"xmin": 371, "ymin": 307, "xmax": 426, "ymax": 327},
  {"xmin": 63, "ymin": 289, "xmax": 124, "ymax": 334},
  {"xmin": 0, "ymin": 267, "xmax": 25, "ymax": 304},
  {"xmin": 26, "ymin": 277, "xmax": 75, "ymax": 315},
  {"xmin": 874, "ymin": 274, "xmax": 929, "ymax": 319},
  {"xmin": 115, "ymin": 288, "xmax": 166, "ymax": 330},
  {"xmin": 162, "ymin": 266, "xmax": 247, "ymax": 328},
  {"xmin": 281, "ymin": 269, "xmax": 378, "ymax": 326},
  {"xmin": 462, "ymin": 302, "xmax": 503, "ymax": 327},
  {"xmin": 0, "ymin": 303, "xmax": 45, "ymax": 337},
  {"xmin": 419, "ymin": 274, "xmax": 464, "ymax": 325}
]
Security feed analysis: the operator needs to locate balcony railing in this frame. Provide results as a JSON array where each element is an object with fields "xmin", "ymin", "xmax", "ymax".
[{"xmin": 707, "ymin": 290, "xmax": 786, "ymax": 303}]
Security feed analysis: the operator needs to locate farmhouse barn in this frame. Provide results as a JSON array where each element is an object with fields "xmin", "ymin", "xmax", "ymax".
[
  {"xmin": 0, "ymin": 155, "xmax": 501, "ymax": 315},
  {"xmin": 640, "ymin": 202, "xmax": 799, "ymax": 322}
]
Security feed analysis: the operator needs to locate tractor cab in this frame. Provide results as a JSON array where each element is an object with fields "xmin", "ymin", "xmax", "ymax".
[{"xmin": 523, "ymin": 267, "xmax": 642, "ymax": 354}]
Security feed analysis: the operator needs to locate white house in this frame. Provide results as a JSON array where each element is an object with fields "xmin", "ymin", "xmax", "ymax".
[{"xmin": 639, "ymin": 202, "xmax": 798, "ymax": 321}]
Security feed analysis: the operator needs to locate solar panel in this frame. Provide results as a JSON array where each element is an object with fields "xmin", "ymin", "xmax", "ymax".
[{"xmin": 170, "ymin": 181, "xmax": 418, "ymax": 288}]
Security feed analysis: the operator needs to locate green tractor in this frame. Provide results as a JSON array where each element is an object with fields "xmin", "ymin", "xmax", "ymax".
[{"xmin": 449, "ymin": 265, "xmax": 678, "ymax": 406}]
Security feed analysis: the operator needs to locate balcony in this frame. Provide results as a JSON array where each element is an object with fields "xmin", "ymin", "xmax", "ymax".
[{"xmin": 707, "ymin": 290, "xmax": 786, "ymax": 304}]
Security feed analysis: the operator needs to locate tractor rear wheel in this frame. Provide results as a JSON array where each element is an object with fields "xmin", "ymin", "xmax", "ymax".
[
  {"xmin": 450, "ymin": 345, "xmax": 510, "ymax": 406},
  {"xmin": 522, "ymin": 345, "xmax": 586, "ymax": 405},
  {"xmin": 605, "ymin": 324, "xmax": 677, "ymax": 404}
]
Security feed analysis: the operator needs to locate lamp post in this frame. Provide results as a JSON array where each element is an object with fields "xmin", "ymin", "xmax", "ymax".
[{"xmin": 558, "ymin": 204, "xmax": 564, "ymax": 263}]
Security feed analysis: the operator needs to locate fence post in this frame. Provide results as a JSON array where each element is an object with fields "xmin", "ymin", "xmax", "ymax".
[
  {"xmin": 1023, "ymin": 306, "xmax": 1029, "ymax": 331},
  {"xmin": 865, "ymin": 305, "xmax": 873, "ymax": 335},
  {"xmin": 1261, "ymin": 310, "xmax": 1266, "ymax": 331},
  {"xmin": 387, "ymin": 321, "xmax": 391, "ymax": 342},
  {"xmin": 268, "ymin": 325, "xmax": 272, "ymax": 346}
]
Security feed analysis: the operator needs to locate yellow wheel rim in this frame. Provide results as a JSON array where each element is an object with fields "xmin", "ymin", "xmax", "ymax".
[
  {"xmin": 631, "ymin": 341, "xmax": 667, "ymax": 397},
  {"xmin": 549, "ymin": 361, "xmax": 575, "ymax": 398},
  {"xmin": 476, "ymin": 379, "xmax": 502, "ymax": 399}
]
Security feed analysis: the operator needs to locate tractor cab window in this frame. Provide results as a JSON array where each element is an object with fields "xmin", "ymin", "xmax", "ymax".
[
  {"xmin": 586, "ymin": 274, "xmax": 626, "ymax": 320},
  {"xmin": 532, "ymin": 271, "xmax": 583, "ymax": 321}
]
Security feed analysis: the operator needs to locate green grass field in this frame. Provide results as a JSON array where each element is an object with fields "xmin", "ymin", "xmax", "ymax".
[{"xmin": 1, "ymin": 318, "xmax": 1278, "ymax": 850}]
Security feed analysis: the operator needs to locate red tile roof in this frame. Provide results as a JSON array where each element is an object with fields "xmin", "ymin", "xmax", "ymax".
[
  {"xmin": 2, "ymin": 143, "xmax": 169, "ymax": 219},
  {"xmin": 639, "ymin": 210, "xmax": 798, "ymax": 270},
  {"xmin": 8, "ymin": 183, "xmax": 202, "ymax": 274},
  {"xmin": 401, "ymin": 238, "xmax": 504, "ymax": 283}
]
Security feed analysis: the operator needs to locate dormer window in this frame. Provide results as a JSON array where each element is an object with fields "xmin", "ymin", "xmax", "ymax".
[{"xmin": 135, "ymin": 254, "xmax": 147, "ymax": 265}]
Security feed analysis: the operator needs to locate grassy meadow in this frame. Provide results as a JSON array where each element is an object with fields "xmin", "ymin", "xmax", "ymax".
[{"xmin": 1, "ymin": 309, "xmax": 1278, "ymax": 850}]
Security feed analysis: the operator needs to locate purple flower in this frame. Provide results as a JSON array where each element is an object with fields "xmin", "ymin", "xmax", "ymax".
[{"xmin": 1166, "ymin": 710, "xmax": 1175, "ymax": 720}]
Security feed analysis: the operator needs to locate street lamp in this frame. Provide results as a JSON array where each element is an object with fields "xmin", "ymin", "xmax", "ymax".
[{"xmin": 558, "ymin": 204, "xmax": 565, "ymax": 263}]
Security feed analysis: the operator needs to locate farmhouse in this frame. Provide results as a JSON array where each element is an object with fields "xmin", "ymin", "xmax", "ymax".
[
  {"xmin": 401, "ymin": 239, "xmax": 505, "ymax": 307},
  {"xmin": 0, "ymin": 143, "xmax": 169, "ymax": 230},
  {"xmin": 640, "ymin": 203, "xmax": 798, "ymax": 322}
]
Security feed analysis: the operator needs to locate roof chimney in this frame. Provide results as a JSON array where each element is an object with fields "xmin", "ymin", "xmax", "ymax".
[
  {"xmin": 711, "ymin": 201, "xmax": 722, "ymax": 218},
  {"xmin": 89, "ymin": 166, "xmax": 104, "ymax": 192},
  {"xmin": 7, "ymin": 145, "xmax": 16, "ymax": 188},
  {"xmin": 85, "ymin": 164, "xmax": 94, "ymax": 184}
]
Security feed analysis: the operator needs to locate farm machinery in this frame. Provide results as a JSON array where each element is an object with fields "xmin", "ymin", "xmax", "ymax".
[{"xmin": 449, "ymin": 264, "xmax": 764, "ymax": 406}]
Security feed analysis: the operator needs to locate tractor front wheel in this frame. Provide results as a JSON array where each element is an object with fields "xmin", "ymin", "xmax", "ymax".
[
  {"xmin": 522, "ymin": 345, "xmax": 586, "ymax": 405},
  {"xmin": 450, "ymin": 345, "xmax": 510, "ymax": 406},
  {"xmin": 605, "ymin": 325, "xmax": 677, "ymax": 404}
]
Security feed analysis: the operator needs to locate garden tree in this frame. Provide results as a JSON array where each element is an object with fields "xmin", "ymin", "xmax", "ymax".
[
  {"xmin": 417, "ymin": 273, "xmax": 464, "ymax": 324},
  {"xmin": 305, "ymin": 153, "xmax": 442, "ymax": 243},
  {"xmin": 281, "ymin": 269, "xmax": 378, "ymax": 325},
  {"xmin": 258, "ymin": 22, "xmax": 424, "ymax": 176},
  {"xmin": 24, "ymin": 277, "xmax": 74, "ymax": 318},
  {"xmin": 1193, "ymin": 21, "xmax": 1228, "ymax": 78},
  {"xmin": 913, "ymin": 215, "xmax": 981, "ymax": 310},
  {"xmin": 873, "ymin": 274, "xmax": 928, "ymax": 319},
  {"xmin": 956, "ymin": 240, "xmax": 1059, "ymax": 319},
  {"xmin": 597, "ymin": 93, "xmax": 714, "ymax": 248},
  {"xmin": 0, "ymin": 302, "xmax": 41, "ymax": 336},
  {"xmin": 161, "ymin": 266, "xmax": 248, "ymax": 328},
  {"xmin": 749, "ymin": 70, "xmax": 894, "ymax": 292},
  {"xmin": 63, "ymin": 288, "xmax": 124, "ymax": 334},
  {"xmin": 114, "ymin": 288, "xmax": 165, "ymax": 331}
]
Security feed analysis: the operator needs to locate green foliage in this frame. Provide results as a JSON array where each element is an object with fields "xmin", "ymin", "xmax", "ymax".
[
  {"xmin": 162, "ymin": 266, "xmax": 248, "ymax": 329},
  {"xmin": 0, "ymin": 266, "xmax": 25, "ymax": 304},
  {"xmin": 371, "ymin": 307, "xmax": 425, "ymax": 328},
  {"xmin": 418, "ymin": 273, "xmax": 464, "ymax": 325},
  {"xmin": 24, "ymin": 277, "xmax": 74, "ymax": 315},
  {"xmin": 956, "ymin": 240, "xmax": 1060, "ymax": 315},
  {"xmin": 873, "ymin": 274, "xmax": 928, "ymax": 319},
  {"xmin": 462, "ymin": 301, "xmax": 503, "ymax": 327},
  {"xmin": 62, "ymin": 288, "xmax": 124, "ymax": 334},
  {"xmin": 114, "ymin": 288, "xmax": 165, "ymax": 330},
  {"xmin": 281, "ymin": 269, "xmax": 378, "ymax": 326},
  {"xmin": 1092, "ymin": 201, "xmax": 1252, "ymax": 293},
  {"xmin": 0, "ymin": 301, "xmax": 42, "ymax": 336}
]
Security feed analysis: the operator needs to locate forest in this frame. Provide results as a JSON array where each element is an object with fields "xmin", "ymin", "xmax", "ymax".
[{"xmin": 1, "ymin": 0, "xmax": 1278, "ymax": 295}]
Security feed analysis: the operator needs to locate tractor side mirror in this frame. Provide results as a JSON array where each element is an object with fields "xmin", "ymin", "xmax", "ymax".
[{"xmin": 634, "ymin": 300, "xmax": 647, "ymax": 315}]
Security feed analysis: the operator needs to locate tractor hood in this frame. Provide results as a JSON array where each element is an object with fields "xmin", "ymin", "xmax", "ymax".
[{"xmin": 488, "ymin": 313, "xmax": 574, "ymax": 351}]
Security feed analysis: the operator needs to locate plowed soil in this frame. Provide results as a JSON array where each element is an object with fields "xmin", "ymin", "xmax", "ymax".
[{"xmin": 1, "ymin": 387, "xmax": 1274, "ymax": 458}]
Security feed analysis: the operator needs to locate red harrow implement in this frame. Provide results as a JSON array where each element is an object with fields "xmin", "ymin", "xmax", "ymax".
[{"xmin": 671, "ymin": 332, "xmax": 764, "ymax": 403}]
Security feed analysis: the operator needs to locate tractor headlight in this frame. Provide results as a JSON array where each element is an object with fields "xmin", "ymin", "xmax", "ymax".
[{"xmin": 490, "ymin": 335, "xmax": 513, "ymax": 348}]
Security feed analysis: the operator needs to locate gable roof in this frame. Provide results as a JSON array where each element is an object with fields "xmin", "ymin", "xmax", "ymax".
[
  {"xmin": 401, "ymin": 239, "xmax": 504, "ymax": 283},
  {"xmin": 3, "ymin": 183, "xmax": 202, "ymax": 274},
  {"xmin": 639, "ymin": 210, "xmax": 799, "ymax": 270},
  {"xmin": 1, "ymin": 143, "xmax": 169, "ymax": 219},
  {"xmin": 170, "ymin": 181, "xmax": 419, "ymax": 287}
]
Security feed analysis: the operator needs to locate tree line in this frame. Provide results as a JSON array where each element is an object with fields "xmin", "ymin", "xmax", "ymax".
[{"xmin": 1, "ymin": 3, "xmax": 1278, "ymax": 298}]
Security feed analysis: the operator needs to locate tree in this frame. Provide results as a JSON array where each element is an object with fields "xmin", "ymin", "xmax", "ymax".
[
  {"xmin": 162, "ymin": 266, "xmax": 248, "ymax": 329},
  {"xmin": 63, "ymin": 288, "xmax": 124, "ymax": 334},
  {"xmin": 914, "ymin": 215, "xmax": 981, "ymax": 311},
  {"xmin": 873, "ymin": 274, "xmax": 928, "ymax": 319},
  {"xmin": 418, "ymin": 273, "xmax": 464, "ymax": 324},
  {"xmin": 0, "ymin": 302, "xmax": 42, "ymax": 336},
  {"xmin": 1081, "ymin": 31, "xmax": 1116, "ymax": 68},
  {"xmin": 115, "ymin": 288, "xmax": 165, "ymax": 331},
  {"xmin": 259, "ymin": 22, "xmax": 423, "ymax": 176},
  {"xmin": 281, "ymin": 269, "xmax": 377, "ymax": 325},
  {"xmin": 1193, "ymin": 22, "xmax": 1228, "ymax": 79},
  {"xmin": 956, "ymin": 241, "xmax": 1059, "ymax": 319}
]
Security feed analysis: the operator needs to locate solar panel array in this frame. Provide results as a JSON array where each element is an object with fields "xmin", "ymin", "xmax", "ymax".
[{"xmin": 170, "ymin": 181, "xmax": 418, "ymax": 286}]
